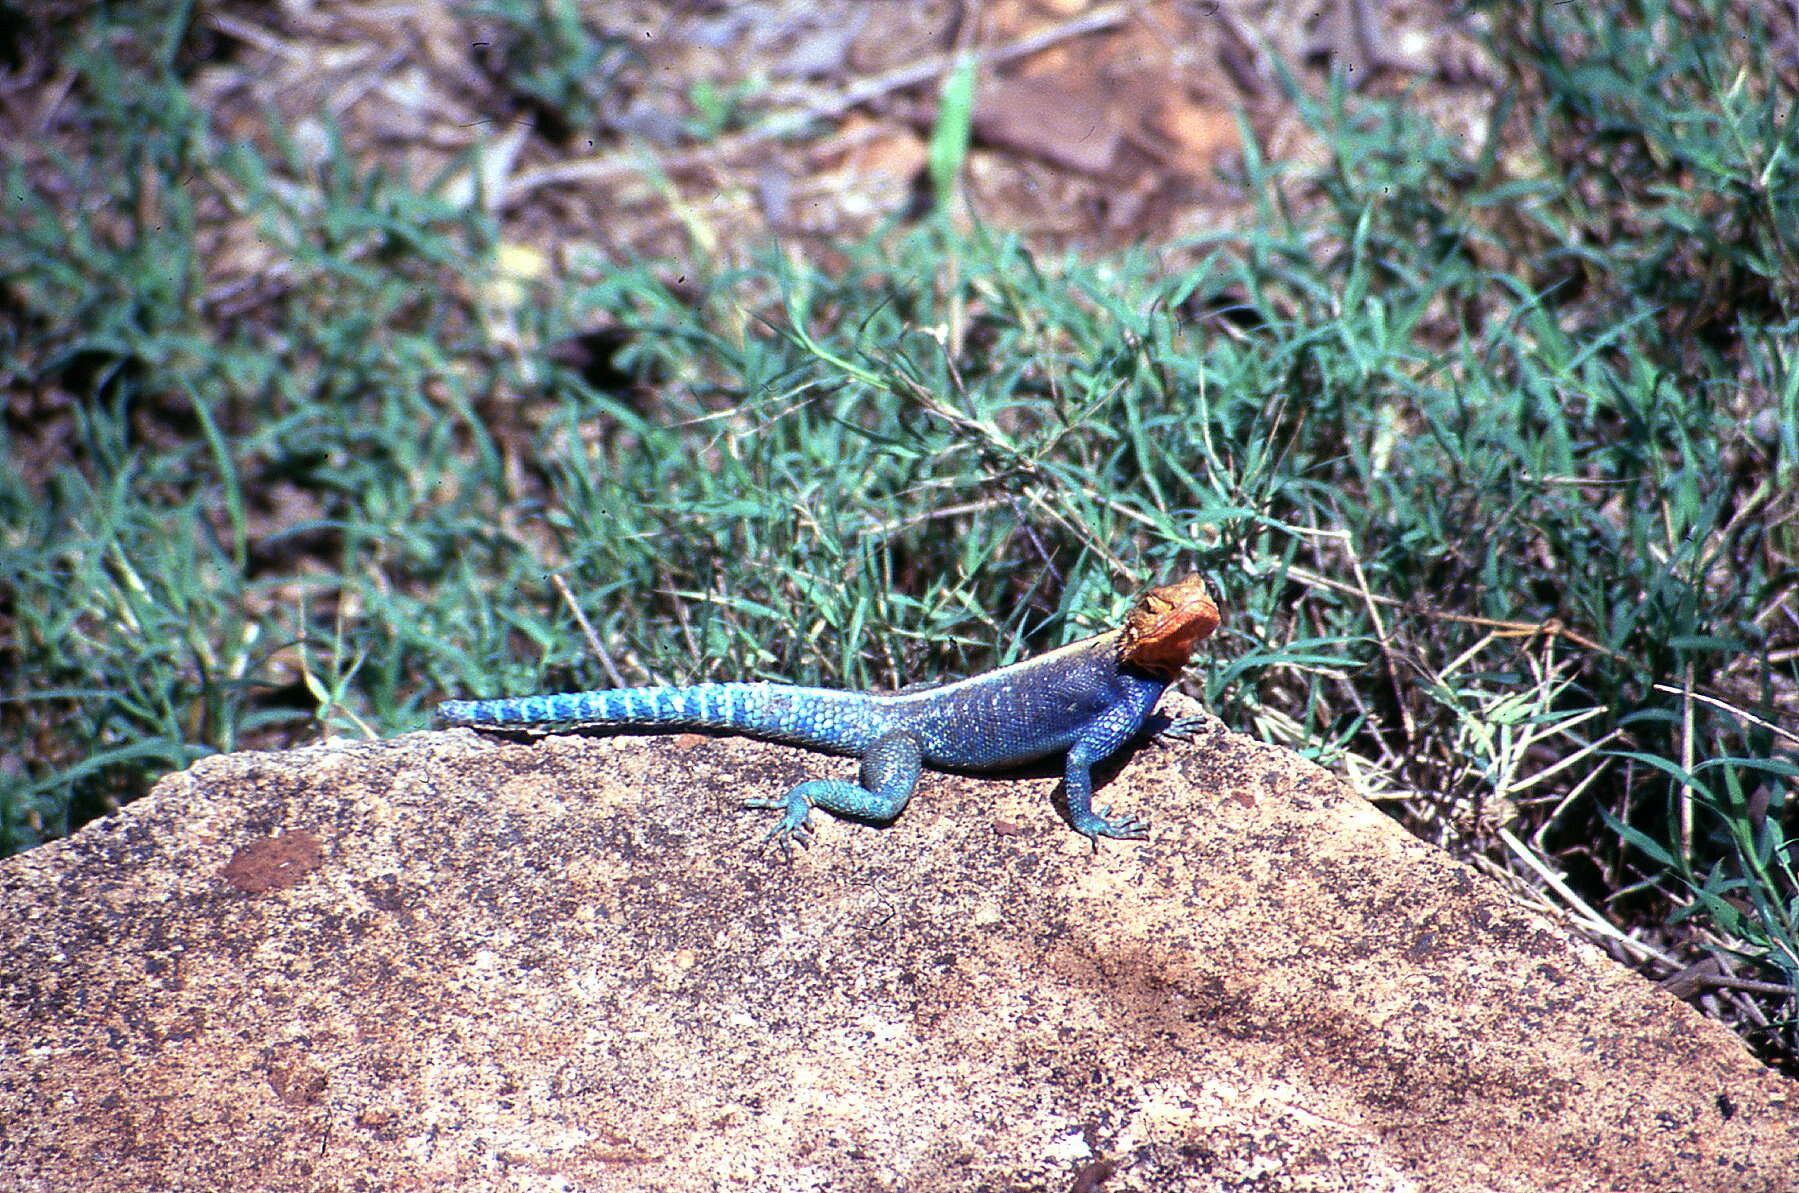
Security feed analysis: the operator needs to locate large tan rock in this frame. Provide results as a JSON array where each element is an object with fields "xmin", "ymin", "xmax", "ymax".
[{"xmin": 2, "ymin": 703, "xmax": 1792, "ymax": 1191}]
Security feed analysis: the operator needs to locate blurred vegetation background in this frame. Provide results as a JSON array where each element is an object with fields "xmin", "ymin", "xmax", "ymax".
[{"xmin": 2, "ymin": 0, "xmax": 1796, "ymax": 1066}]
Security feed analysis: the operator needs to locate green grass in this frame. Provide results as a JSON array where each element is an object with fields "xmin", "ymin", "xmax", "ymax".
[{"xmin": 3, "ymin": 0, "xmax": 1796, "ymax": 1064}]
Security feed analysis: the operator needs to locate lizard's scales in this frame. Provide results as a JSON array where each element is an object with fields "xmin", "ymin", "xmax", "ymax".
[{"xmin": 436, "ymin": 684, "xmax": 885, "ymax": 754}]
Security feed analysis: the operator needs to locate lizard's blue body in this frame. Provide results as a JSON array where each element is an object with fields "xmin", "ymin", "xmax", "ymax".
[{"xmin": 437, "ymin": 576, "xmax": 1220, "ymax": 848}]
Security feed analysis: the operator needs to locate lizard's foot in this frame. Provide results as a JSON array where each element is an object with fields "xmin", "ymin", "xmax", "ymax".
[
  {"xmin": 1072, "ymin": 805, "xmax": 1151, "ymax": 843},
  {"xmin": 745, "ymin": 784, "xmax": 823, "ymax": 857},
  {"xmin": 1152, "ymin": 713, "xmax": 1211, "ymax": 743}
]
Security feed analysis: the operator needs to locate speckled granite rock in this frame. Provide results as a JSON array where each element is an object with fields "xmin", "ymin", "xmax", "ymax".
[{"xmin": 2, "ymin": 700, "xmax": 1794, "ymax": 1192}]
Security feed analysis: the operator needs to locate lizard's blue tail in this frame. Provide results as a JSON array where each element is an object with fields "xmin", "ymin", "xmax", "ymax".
[{"xmin": 435, "ymin": 683, "xmax": 885, "ymax": 755}]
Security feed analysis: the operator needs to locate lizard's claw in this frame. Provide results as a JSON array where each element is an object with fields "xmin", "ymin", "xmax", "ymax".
[
  {"xmin": 1099, "ymin": 807, "xmax": 1152, "ymax": 840},
  {"xmin": 762, "ymin": 823, "xmax": 813, "ymax": 860},
  {"xmin": 1153, "ymin": 713, "xmax": 1210, "ymax": 744},
  {"xmin": 747, "ymin": 792, "xmax": 815, "ymax": 858},
  {"xmin": 1072, "ymin": 806, "xmax": 1151, "ymax": 845}
]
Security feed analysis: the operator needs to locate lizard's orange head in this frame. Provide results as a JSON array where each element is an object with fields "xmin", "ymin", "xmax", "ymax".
[{"xmin": 1119, "ymin": 574, "xmax": 1221, "ymax": 678}]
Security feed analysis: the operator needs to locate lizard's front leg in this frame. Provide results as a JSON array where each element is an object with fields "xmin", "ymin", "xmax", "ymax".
[
  {"xmin": 1061, "ymin": 696, "xmax": 1159, "ymax": 843},
  {"xmin": 745, "ymin": 730, "xmax": 923, "ymax": 852},
  {"xmin": 1061, "ymin": 744, "xmax": 1151, "ymax": 842}
]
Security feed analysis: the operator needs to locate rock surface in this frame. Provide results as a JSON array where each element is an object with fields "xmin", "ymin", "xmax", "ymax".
[{"xmin": 2, "ymin": 702, "xmax": 1794, "ymax": 1192}]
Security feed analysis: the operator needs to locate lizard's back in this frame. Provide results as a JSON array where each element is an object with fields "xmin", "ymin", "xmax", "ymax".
[{"xmin": 880, "ymin": 631, "xmax": 1162, "ymax": 770}]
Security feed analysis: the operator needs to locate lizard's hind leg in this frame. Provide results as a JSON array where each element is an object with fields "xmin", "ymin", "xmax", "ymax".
[{"xmin": 746, "ymin": 730, "xmax": 923, "ymax": 852}]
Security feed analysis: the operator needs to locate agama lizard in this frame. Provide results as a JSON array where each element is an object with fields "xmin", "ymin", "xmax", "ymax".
[{"xmin": 436, "ymin": 575, "xmax": 1220, "ymax": 849}]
